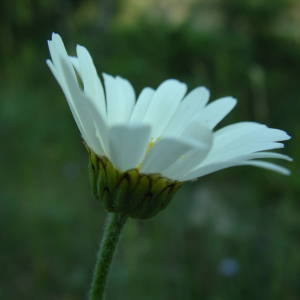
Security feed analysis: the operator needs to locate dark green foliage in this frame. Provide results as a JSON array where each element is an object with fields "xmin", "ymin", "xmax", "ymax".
[{"xmin": 0, "ymin": 0, "xmax": 299, "ymax": 299}]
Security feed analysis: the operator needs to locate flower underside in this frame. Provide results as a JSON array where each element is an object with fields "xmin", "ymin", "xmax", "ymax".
[{"xmin": 88, "ymin": 149, "xmax": 181, "ymax": 219}]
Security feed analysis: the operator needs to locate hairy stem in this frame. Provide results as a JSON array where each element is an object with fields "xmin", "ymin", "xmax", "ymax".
[{"xmin": 89, "ymin": 213, "xmax": 127, "ymax": 300}]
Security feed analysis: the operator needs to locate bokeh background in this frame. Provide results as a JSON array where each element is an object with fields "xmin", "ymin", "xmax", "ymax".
[{"xmin": 1, "ymin": 0, "xmax": 299, "ymax": 299}]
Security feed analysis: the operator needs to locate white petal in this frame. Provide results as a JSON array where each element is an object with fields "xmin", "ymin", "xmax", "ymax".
[
  {"xmin": 243, "ymin": 151, "xmax": 292, "ymax": 161},
  {"xmin": 196, "ymin": 96, "xmax": 237, "ymax": 129},
  {"xmin": 143, "ymin": 79, "xmax": 187, "ymax": 138},
  {"xmin": 47, "ymin": 42, "xmax": 90, "ymax": 145},
  {"xmin": 203, "ymin": 122, "xmax": 290, "ymax": 164},
  {"xmin": 47, "ymin": 35, "xmax": 78, "ymax": 102},
  {"xmin": 182, "ymin": 151, "xmax": 291, "ymax": 181},
  {"xmin": 46, "ymin": 59, "xmax": 61, "ymax": 84},
  {"xmin": 182, "ymin": 160, "xmax": 243, "ymax": 180},
  {"xmin": 51, "ymin": 33, "xmax": 69, "ymax": 57},
  {"xmin": 58, "ymin": 56, "xmax": 107, "ymax": 155},
  {"xmin": 163, "ymin": 123, "xmax": 213, "ymax": 180},
  {"xmin": 87, "ymin": 98, "xmax": 109, "ymax": 156},
  {"xmin": 76, "ymin": 45, "xmax": 106, "ymax": 119},
  {"xmin": 47, "ymin": 58, "xmax": 88, "ymax": 143},
  {"xmin": 180, "ymin": 120, "xmax": 213, "ymax": 149},
  {"xmin": 163, "ymin": 86, "xmax": 210, "ymax": 136},
  {"xmin": 183, "ymin": 86, "xmax": 210, "ymax": 108},
  {"xmin": 103, "ymin": 73, "xmax": 135, "ymax": 125},
  {"xmin": 47, "ymin": 40, "xmax": 65, "ymax": 79},
  {"xmin": 108, "ymin": 124, "xmax": 151, "ymax": 171},
  {"xmin": 130, "ymin": 87, "xmax": 154, "ymax": 124},
  {"xmin": 242, "ymin": 160, "xmax": 290, "ymax": 175},
  {"xmin": 140, "ymin": 137, "xmax": 198, "ymax": 174},
  {"xmin": 48, "ymin": 34, "xmax": 77, "ymax": 83},
  {"xmin": 47, "ymin": 58, "xmax": 76, "ymax": 111},
  {"xmin": 215, "ymin": 122, "xmax": 290, "ymax": 141},
  {"xmin": 69, "ymin": 56, "xmax": 80, "ymax": 71}
]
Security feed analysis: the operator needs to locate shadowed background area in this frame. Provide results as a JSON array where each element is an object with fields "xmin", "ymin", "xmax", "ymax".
[{"xmin": 1, "ymin": 0, "xmax": 299, "ymax": 299}]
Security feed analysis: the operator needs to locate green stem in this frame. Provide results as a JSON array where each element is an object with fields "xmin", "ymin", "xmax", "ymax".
[{"xmin": 89, "ymin": 213, "xmax": 128, "ymax": 300}]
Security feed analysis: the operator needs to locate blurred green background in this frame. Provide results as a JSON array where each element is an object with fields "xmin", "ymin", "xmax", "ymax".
[{"xmin": 1, "ymin": 0, "xmax": 299, "ymax": 299}]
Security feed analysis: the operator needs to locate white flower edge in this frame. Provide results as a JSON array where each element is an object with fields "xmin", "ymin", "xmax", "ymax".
[{"xmin": 47, "ymin": 33, "xmax": 292, "ymax": 182}]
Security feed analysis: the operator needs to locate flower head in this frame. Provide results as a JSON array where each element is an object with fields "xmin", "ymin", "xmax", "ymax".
[{"xmin": 47, "ymin": 33, "xmax": 291, "ymax": 218}]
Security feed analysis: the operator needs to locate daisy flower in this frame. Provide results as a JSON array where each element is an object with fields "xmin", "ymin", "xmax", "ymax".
[{"xmin": 47, "ymin": 33, "xmax": 291, "ymax": 218}]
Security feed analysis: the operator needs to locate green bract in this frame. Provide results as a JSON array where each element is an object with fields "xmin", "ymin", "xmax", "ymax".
[{"xmin": 88, "ymin": 150, "xmax": 181, "ymax": 219}]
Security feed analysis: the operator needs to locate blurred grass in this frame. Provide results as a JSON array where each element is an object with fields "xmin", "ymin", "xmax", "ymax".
[{"xmin": 1, "ymin": 0, "xmax": 300, "ymax": 299}]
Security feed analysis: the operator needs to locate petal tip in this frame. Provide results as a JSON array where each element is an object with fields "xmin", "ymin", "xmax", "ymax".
[
  {"xmin": 282, "ymin": 169, "xmax": 291, "ymax": 176},
  {"xmin": 45, "ymin": 59, "xmax": 52, "ymax": 66},
  {"xmin": 76, "ymin": 44, "xmax": 88, "ymax": 56},
  {"xmin": 230, "ymin": 96, "xmax": 238, "ymax": 105},
  {"xmin": 285, "ymin": 132, "xmax": 292, "ymax": 140},
  {"xmin": 51, "ymin": 32, "xmax": 61, "ymax": 41}
]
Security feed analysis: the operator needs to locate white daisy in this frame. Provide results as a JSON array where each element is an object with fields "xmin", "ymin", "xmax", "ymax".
[
  {"xmin": 46, "ymin": 32, "xmax": 291, "ymax": 179},
  {"xmin": 46, "ymin": 33, "xmax": 291, "ymax": 218}
]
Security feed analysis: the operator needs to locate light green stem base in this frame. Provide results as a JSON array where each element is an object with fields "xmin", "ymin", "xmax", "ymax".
[{"xmin": 89, "ymin": 213, "xmax": 128, "ymax": 300}]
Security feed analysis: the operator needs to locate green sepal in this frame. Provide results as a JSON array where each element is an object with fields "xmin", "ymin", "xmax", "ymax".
[
  {"xmin": 88, "ymin": 150, "xmax": 100, "ymax": 198},
  {"xmin": 88, "ymin": 151, "xmax": 182, "ymax": 219}
]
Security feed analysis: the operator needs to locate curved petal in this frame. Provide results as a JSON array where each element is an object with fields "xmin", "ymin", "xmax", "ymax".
[
  {"xmin": 47, "ymin": 35, "xmax": 106, "ymax": 155},
  {"xmin": 163, "ymin": 86, "xmax": 210, "ymax": 137},
  {"xmin": 140, "ymin": 137, "xmax": 198, "ymax": 174},
  {"xmin": 108, "ymin": 124, "xmax": 151, "ymax": 171},
  {"xmin": 241, "ymin": 160, "xmax": 290, "ymax": 175},
  {"xmin": 203, "ymin": 122, "xmax": 291, "ymax": 164},
  {"xmin": 143, "ymin": 79, "xmax": 187, "ymax": 138},
  {"xmin": 195, "ymin": 96, "xmax": 237, "ymax": 129},
  {"xmin": 76, "ymin": 45, "xmax": 106, "ymax": 119},
  {"xmin": 130, "ymin": 87, "xmax": 154, "ymax": 124},
  {"xmin": 181, "ymin": 160, "xmax": 243, "ymax": 181},
  {"xmin": 182, "ymin": 151, "xmax": 291, "ymax": 181},
  {"xmin": 103, "ymin": 73, "xmax": 136, "ymax": 125},
  {"xmin": 48, "ymin": 33, "xmax": 72, "ymax": 70},
  {"xmin": 243, "ymin": 151, "xmax": 292, "ymax": 161},
  {"xmin": 69, "ymin": 56, "xmax": 80, "ymax": 71},
  {"xmin": 57, "ymin": 55, "xmax": 106, "ymax": 155},
  {"xmin": 163, "ymin": 122, "xmax": 213, "ymax": 180},
  {"xmin": 47, "ymin": 55, "xmax": 85, "ymax": 138},
  {"xmin": 182, "ymin": 158, "xmax": 291, "ymax": 181}
]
